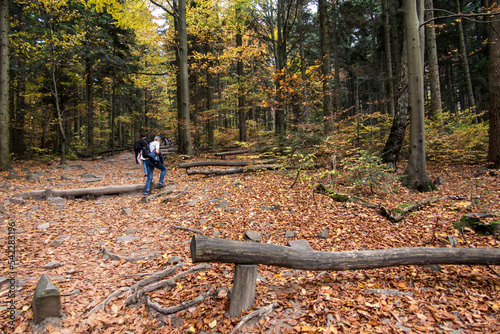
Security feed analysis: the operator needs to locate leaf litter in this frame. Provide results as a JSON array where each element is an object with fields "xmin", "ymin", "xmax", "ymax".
[{"xmin": 0, "ymin": 151, "xmax": 499, "ymax": 333}]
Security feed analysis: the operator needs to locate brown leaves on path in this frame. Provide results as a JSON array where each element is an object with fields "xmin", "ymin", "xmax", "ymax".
[{"xmin": 0, "ymin": 152, "xmax": 499, "ymax": 333}]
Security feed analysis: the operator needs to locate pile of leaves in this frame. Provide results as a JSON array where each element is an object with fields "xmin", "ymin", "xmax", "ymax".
[{"xmin": 0, "ymin": 151, "xmax": 499, "ymax": 333}]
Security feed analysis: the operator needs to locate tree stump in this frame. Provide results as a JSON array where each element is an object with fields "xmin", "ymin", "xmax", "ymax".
[{"xmin": 229, "ymin": 264, "xmax": 258, "ymax": 318}]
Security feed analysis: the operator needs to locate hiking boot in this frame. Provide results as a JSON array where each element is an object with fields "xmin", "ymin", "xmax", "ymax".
[{"xmin": 157, "ymin": 183, "xmax": 166, "ymax": 188}]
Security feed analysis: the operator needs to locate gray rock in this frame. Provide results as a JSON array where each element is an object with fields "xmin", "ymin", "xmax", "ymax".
[
  {"xmin": 60, "ymin": 174, "xmax": 73, "ymax": 180},
  {"xmin": 79, "ymin": 172, "xmax": 97, "ymax": 179},
  {"xmin": 32, "ymin": 274, "xmax": 62, "ymax": 324},
  {"xmin": 284, "ymin": 230, "xmax": 295, "ymax": 238},
  {"xmin": 48, "ymin": 197, "xmax": 65, "ymax": 206},
  {"xmin": 167, "ymin": 256, "xmax": 182, "ymax": 265},
  {"xmin": 121, "ymin": 208, "xmax": 131, "ymax": 215},
  {"xmin": 287, "ymin": 240, "xmax": 315, "ymax": 252},
  {"xmin": 7, "ymin": 198, "xmax": 25, "ymax": 205},
  {"xmin": 125, "ymin": 229, "xmax": 138, "ymax": 235},
  {"xmin": 365, "ymin": 288, "xmax": 413, "ymax": 297},
  {"xmin": 25, "ymin": 173, "xmax": 41, "ymax": 181},
  {"xmin": 5, "ymin": 173, "xmax": 21, "ymax": 180},
  {"xmin": 215, "ymin": 200, "xmax": 229, "ymax": 208},
  {"xmin": 37, "ymin": 223, "xmax": 51, "ymax": 230},
  {"xmin": 260, "ymin": 205, "xmax": 281, "ymax": 210},
  {"xmin": 244, "ymin": 230, "xmax": 262, "ymax": 242},
  {"xmin": 212, "ymin": 230, "xmax": 220, "ymax": 237},
  {"xmin": 116, "ymin": 236, "xmax": 140, "ymax": 243},
  {"xmin": 447, "ymin": 235, "xmax": 459, "ymax": 247},
  {"xmin": 43, "ymin": 261, "xmax": 63, "ymax": 269},
  {"xmin": 187, "ymin": 198, "xmax": 199, "ymax": 206},
  {"xmin": 80, "ymin": 177, "xmax": 102, "ymax": 183},
  {"xmin": 317, "ymin": 229, "xmax": 330, "ymax": 239}
]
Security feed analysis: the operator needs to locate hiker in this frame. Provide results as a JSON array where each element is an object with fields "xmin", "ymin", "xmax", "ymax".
[
  {"xmin": 143, "ymin": 136, "xmax": 167, "ymax": 196},
  {"xmin": 134, "ymin": 133, "xmax": 151, "ymax": 176}
]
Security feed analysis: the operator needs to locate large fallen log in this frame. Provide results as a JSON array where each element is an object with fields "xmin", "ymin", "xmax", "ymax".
[
  {"xmin": 186, "ymin": 164, "xmax": 279, "ymax": 176},
  {"xmin": 178, "ymin": 159, "xmax": 278, "ymax": 169},
  {"xmin": 190, "ymin": 235, "xmax": 500, "ymax": 271},
  {"xmin": 15, "ymin": 183, "xmax": 165, "ymax": 200}
]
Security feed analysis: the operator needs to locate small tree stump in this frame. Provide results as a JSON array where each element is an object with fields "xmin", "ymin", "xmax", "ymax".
[{"xmin": 229, "ymin": 264, "xmax": 258, "ymax": 318}]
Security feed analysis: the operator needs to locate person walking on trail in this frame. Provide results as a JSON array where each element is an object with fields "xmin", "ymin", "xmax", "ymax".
[
  {"xmin": 134, "ymin": 133, "xmax": 150, "ymax": 177},
  {"xmin": 144, "ymin": 136, "xmax": 167, "ymax": 196}
]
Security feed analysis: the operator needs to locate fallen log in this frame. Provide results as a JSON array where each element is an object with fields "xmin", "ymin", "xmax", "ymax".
[
  {"xmin": 178, "ymin": 159, "xmax": 278, "ymax": 169},
  {"xmin": 15, "ymin": 183, "xmax": 164, "ymax": 200},
  {"xmin": 190, "ymin": 235, "xmax": 500, "ymax": 271},
  {"xmin": 186, "ymin": 165, "xmax": 279, "ymax": 176}
]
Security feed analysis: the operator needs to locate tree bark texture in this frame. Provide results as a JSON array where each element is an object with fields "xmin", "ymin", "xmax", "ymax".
[
  {"xmin": 229, "ymin": 264, "xmax": 257, "ymax": 317},
  {"xmin": 319, "ymin": 0, "xmax": 334, "ymax": 133},
  {"xmin": 487, "ymin": 1, "xmax": 500, "ymax": 169},
  {"xmin": 424, "ymin": 0, "xmax": 443, "ymax": 123},
  {"xmin": 190, "ymin": 235, "xmax": 500, "ymax": 271},
  {"xmin": 0, "ymin": 0, "xmax": 10, "ymax": 170},
  {"xmin": 403, "ymin": 0, "xmax": 436, "ymax": 191}
]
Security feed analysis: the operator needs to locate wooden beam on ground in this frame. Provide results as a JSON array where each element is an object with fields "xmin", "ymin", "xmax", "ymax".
[
  {"xmin": 178, "ymin": 159, "xmax": 278, "ymax": 169},
  {"xmin": 186, "ymin": 165, "xmax": 279, "ymax": 176},
  {"xmin": 190, "ymin": 235, "xmax": 500, "ymax": 271},
  {"xmin": 214, "ymin": 149, "xmax": 252, "ymax": 160}
]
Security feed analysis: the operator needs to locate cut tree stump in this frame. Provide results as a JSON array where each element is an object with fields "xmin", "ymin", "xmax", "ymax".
[
  {"xmin": 229, "ymin": 264, "xmax": 258, "ymax": 317},
  {"xmin": 32, "ymin": 274, "xmax": 62, "ymax": 324}
]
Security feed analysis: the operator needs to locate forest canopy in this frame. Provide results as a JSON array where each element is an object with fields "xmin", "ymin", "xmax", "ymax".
[{"xmin": 0, "ymin": 0, "xmax": 499, "ymax": 174}]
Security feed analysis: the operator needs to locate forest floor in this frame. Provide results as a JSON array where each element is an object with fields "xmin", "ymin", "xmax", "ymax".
[{"xmin": 0, "ymin": 150, "xmax": 499, "ymax": 334}]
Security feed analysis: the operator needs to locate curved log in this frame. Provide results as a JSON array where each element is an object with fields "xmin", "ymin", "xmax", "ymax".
[
  {"xmin": 190, "ymin": 235, "xmax": 500, "ymax": 271},
  {"xmin": 178, "ymin": 159, "xmax": 278, "ymax": 169}
]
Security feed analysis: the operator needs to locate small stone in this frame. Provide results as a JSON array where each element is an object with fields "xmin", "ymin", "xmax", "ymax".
[
  {"xmin": 167, "ymin": 256, "xmax": 182, "ymax": 265},
  {"xmin": 284, "ymin": 230, "xmax": 295, "ymax": 238},
  {"xmin": 215, "ymin": 200, "xmax": 229, "ymax": 208},
  {"xmin": 121, "ymin": 208, "xmax": 131, "ymax": 215},
  {"xmin": 125, "ymin": 229, "xmax": 138, "ymax": 235},
  {"xmin": 43, "ymin": 261, "xmax": 63, "ymax": 269},
  {"xmin": 317, "ymin": 229, "xmax": 330, "ymax": 239},
  {"xmin": 37, "ymin": 223, "xmax": 51, "ymax": 230},
  {"xmin": 244, "ymin": 230, "xmax": 262, "ymax": 242},
  {"xmin": 48, "ymin": 197, "xmax": 65, "ymax": 206},
  {"xmin": 7, "ymin": 198, "xmax": 25, "ymax": 205},
  {"xmin": 116, "ymin": 236, "xmax": 140, "ymax": 243}
]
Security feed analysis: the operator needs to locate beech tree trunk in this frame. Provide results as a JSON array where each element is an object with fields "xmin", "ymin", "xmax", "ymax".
[
  {"xmin": 424, "ymin": 0, "xmax": 443, "ymax": 124},
  {"xmin": 403, "ymin": 0, "xmax": 436, "ymax": 191},
  {"xmin": 190, "ymin": 235, "xmax": 500, "ymax": 271},
  {"xmin": 0, "ymin": 0, "xmax": 10, "ymax": 170},
  {"xmin": 487, "ymin": 1, "xmax": 500, "ymax": 169},
  {"xmin": 176, "ymin": 0, "xmax": 193, "ymax": 156},
  {"xmin": 319, "ymin": 0, "xmax": 334, "ymax": 133}
]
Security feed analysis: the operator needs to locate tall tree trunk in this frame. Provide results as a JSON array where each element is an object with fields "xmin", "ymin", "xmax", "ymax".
[
  {"xmin": 0, "ymin": 0, "xmax": 10, "ymax": 170},
  {"xmin": 236, "ymin": 6, "xmax": 246, "ymax": 142},
  {"xmin": 110, "ymin": 75, "xmax": 115, "ymax": 153},
  {"xmin": 176, "ymin": 0, "xmax": 193, "ymax": 155},
  {"xmin": 274, "ymin": 0, "xmax": 286, "ymax": 137},
  {"xmin": 319, "ymin": 0, "xmax": 334, "ymax": 133},
  {"xmin": 487, "ymin": 1, "xmax": 500, "ymax": 169},
  {"xmin": 332, "ymin": 1, "xmax": 341, "ymax": 114},
  {"xmin": 85, "ymin": 57, "xmax": 94, "ymax": 153},
  {"xmin": 206, "ymin": 62, "xmax": 214, "ymax": 148},
  {"xmin": 455, "ymin": 0, "xmax": 477, "ymax": 122},
  {"xmin": 381, "ymin": 0, "xmax": 395, "ymax": 117},
  {"xmin": 12, "ymin": 7, "xmax": 26, "ymax": 156},
  {"xmin": 299, "ymin": 28, "xmax": 310, "ymax": 123},
  {"xmin": 403, "ymin": 0, "xmax": 436, "ymax": 191},
  {"xmin": 424, "ymin": 0, "xmax": 443, "ymax": 124}
]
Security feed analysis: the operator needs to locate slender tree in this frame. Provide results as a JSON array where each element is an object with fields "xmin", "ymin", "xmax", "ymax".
[
  {"xmin": 487, "ymin": 1, "xmax": 500, "ymax": 169},
  {"xmin": 0, "ymin": 0, "xmax": 10, "ymax": 170},
  {"xmin": 403, "ymin": 0, "xmax": 436, "ymax": 191},
  {"xmin": 318, "ymin": 0, "xmax": 334, "ymax": 133}
]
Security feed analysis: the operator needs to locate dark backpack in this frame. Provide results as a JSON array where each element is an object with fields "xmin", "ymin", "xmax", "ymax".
[{"xmin": 141, "ymin": 140, "xmax": 151, "ymax": 158}]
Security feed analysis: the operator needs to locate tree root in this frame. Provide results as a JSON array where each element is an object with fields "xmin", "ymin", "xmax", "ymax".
[
  {"xmin": 172, "ymin": 225, "xmax": 204, "ymax": 235},
  {"xmin": 146, "ymin": 285, "xmax": 215, "ymax": 315},
  {"xmin": 125, "ymin": 263, "xmax": 211, "ymax": 305},
  {"xmin": 85, "ymin": 287, "xmax": 131, "ymax": 317},
  {"xmin": 230, "ymin": 302, "xmax": 278, "ymax": 334}
]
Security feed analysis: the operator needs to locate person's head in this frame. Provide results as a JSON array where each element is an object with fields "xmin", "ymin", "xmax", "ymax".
[
  {"xmin": 154, "ymin": 136, "xmax": 161, "ymax": 142},
  {"xmin": 140, "ymin": 133, "xmax": 146, "ymax": 138}
]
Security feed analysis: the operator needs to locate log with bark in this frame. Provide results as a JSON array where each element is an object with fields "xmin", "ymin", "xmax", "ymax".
[
  {"xmin": 178, "ymin": 159, "xmax": 278, "ymax": 169},
  {"xmin": 15, "ymin": 183, "xmax": 168, "ymax": 200},
  {"xmin": 186, "ymin": 164, "xmax": 280, "ymax": 176},
  {"xmin": 190, "ymin": 235, "xmax": 500, "ymax": 271},
  {"xmin": 214, "ymin": 149, "xmax": 252, "ymax": 159}
]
